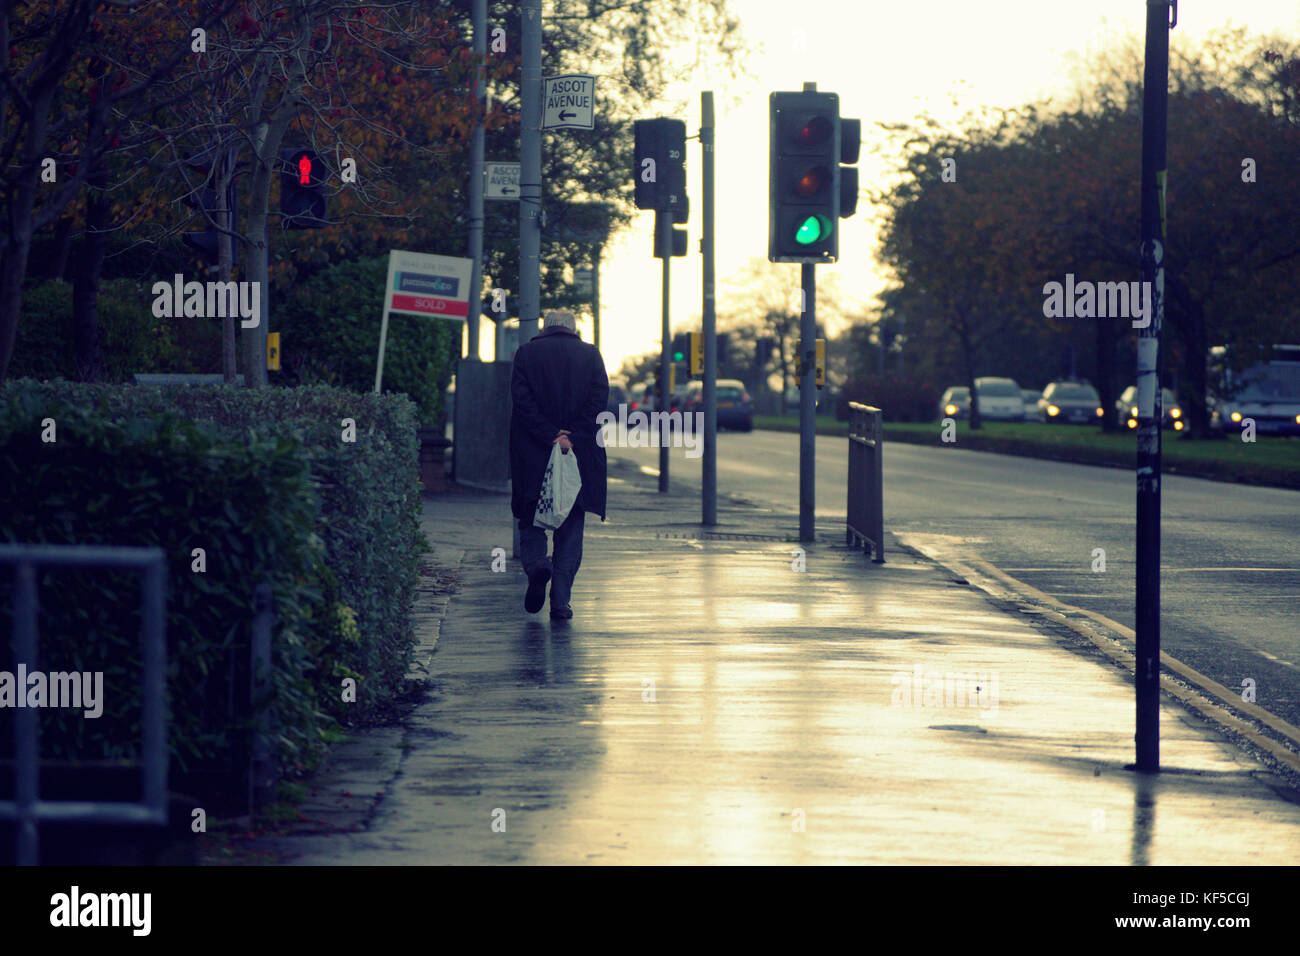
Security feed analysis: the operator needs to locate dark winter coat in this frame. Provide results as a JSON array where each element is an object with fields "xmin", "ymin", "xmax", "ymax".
[{"xmin": 509, "ymin": 326, "xmax": 609, "ymax": 521}]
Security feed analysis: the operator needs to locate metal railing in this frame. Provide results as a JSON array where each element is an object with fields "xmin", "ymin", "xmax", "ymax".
[
  {"xmin": 0, "ymin": 544, "xmax": 168, "ymax": 866},
  {"xmin": 846, "ymin": 403, "xmax": 885, "ymax": 563}
]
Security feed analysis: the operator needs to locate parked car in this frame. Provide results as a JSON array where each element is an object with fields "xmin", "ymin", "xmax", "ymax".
[
  {"xmin": 973, "ymin": 377, "xmax": 1025, "ymax": 421},
  {"xmin": 683, "ymin": 379, "xmax": 754, "ymax": 431},
  {"xmin": 1037, "ymin": 381, "xmax": 1104, "ymax": 424},
  {"xmin": 1115, "ymin": 385, "xmax": 1183, "ymax": 431},
  {"xmin": 1208, "ymin": 345, "xmax": 1300, "ymax": 436},
  {"xmin": 1020, "ymin": 388, "xmax": 1041, "ymax": 421},
  {"xmin": 938, "ymin": 386, "xmax": 970, "ymax": 420}
]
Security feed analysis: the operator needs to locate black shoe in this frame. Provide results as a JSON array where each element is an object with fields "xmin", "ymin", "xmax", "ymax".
[
  {"xmin": 549, "ymin": 605, "xmax": 573, "ymax": 620},
  {"xmin": 524, "ymin": 567, "xmax": 551, "ymax": 614}
]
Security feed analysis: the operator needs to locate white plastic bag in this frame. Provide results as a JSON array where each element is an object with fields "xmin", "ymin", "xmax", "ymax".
[{"xmin": 534, "ymin": 443, "xmax": 582, "ymax": 529}]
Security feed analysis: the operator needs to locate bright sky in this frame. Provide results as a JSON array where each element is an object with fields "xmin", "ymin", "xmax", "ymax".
[{"xmin": 477, "ymin": 0, "xmax": 1299, "ymax": 374}]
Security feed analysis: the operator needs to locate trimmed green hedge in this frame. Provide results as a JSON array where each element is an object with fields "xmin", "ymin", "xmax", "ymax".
[{"xmin": 0, "ymin": 381, "xmax": 426, "ymax": 788}]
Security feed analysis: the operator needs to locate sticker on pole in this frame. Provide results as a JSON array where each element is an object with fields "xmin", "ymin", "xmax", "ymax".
[
  {"xmin": 384, "ymin": 250, "xmax": 473, "ymax": 321},
  {"xmin": 543, "ymin": 74, "xmax": 596, "ymax": 130},
  {"xmin": 485, "ymin": 162, "xmax": 520, "ymax": 200}
]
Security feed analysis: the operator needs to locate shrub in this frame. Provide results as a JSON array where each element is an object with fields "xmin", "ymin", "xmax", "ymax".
[
  {"xmin": 9, "ymin": 278, "xmax": 214, "ymax": 382},
  {"xmin": 0, "ymin": 381, "xmax": 426, "ymax": 793},
  {"xmin": 836, "ymin": 373, "xmax": 942, "ymax": 423},
  {"xmin": 275, "ymin": 255, "xmax": 458, "ymax": 425}
]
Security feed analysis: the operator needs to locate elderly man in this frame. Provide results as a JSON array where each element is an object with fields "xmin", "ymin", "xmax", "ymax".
[{"xmin": 509, "ymin": 311, "xmax": 609, "ymax": 619}]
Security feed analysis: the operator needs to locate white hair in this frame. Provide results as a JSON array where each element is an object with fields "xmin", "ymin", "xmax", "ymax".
[{"xmin": 543, "ymin": 310, "xmax": 576, "ymax": 331}]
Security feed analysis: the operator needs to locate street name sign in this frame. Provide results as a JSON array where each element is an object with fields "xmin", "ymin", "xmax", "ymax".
[
  {"xmin": 485, "ymin": 162, "xmax": 520, "ymax": 200},
  {"xmin": 543, "ymin": 74, "xmax": 596, "ymax": 130}
]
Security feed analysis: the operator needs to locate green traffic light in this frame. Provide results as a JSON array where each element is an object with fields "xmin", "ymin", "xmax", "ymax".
[
  {"xmin": 795, "ymin": 215, "xmax": 831, "ymax": 245},
  {"xmin": 673, "ymin": 351, "xmax": 684, "ymax": 361}
]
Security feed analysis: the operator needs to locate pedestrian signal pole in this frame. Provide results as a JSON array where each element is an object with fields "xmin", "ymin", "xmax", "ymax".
[
  {"xmin": 770, "ymin": 83, "xmax": 859, "ymax": 541},
  {"xmin": 1135, "ymin": 0, "xmax": 1174, "ymax": 772},
  {"xmin": 634, "ymin": 117, "xmax": 688, "ymax": 494}
]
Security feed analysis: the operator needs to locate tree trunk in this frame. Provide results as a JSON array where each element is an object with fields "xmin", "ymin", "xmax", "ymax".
[
  {"xmin": 49, "ymin": 216, "xmax": 74, "ymax": 281},
  {"xmin": 72, "ymin": 164, "xmax": 109, "ymax": 382}
]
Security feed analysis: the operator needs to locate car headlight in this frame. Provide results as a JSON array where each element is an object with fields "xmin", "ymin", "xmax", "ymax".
[
  {"xmin": 1047, "ymin": 405, "xmax": 1060, "ymax": 416},
  {"xmin": 944, "ymin": 404, "xmax": 957, "ymax": 415},
  {"xmin": 1130, "ymin": 405, "xmax": 1139, "ymax": 416},
  {"xmin": 1095, "ymin": 407, "xmax": 1104, "ymax": 417},
  {"xmin": 1230, "ymin": 411, "xmax": 1242, "ymax": 423},
  {"xmin": 1169, "ymin": 407, "xmax": 1181, "ymax": 419},
  {"xmin": 1173, "ymin": 420, "xmax": 1184, "ymax": 431},
  {"xmin": 1126, "ymin": 418, "xmax": 1137, "ymax": 429}
]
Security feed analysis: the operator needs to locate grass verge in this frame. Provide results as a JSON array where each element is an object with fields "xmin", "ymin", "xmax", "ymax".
[{"xmin": 751, "ymin": 416, "xmax": 1300, "ymax": 489}]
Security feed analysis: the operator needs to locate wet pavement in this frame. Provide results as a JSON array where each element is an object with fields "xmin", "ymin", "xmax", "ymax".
[{"xmin": 260, "ymin": 458, "xmax": 1300, "ymax": 864}]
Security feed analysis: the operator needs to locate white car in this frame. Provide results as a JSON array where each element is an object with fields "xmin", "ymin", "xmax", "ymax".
[{"xmin": 972, "ymin": 377, "xmax": 1024, "ymax": 421}]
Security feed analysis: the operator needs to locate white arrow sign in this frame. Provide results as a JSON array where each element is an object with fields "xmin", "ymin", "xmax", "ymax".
[
  {"xmin": 485, "ymin": 162, "xmax": 520, "ymax": 200},
  {"xmin": 543, "ymin": 74, "xmax": 596, "ymax": 130}
]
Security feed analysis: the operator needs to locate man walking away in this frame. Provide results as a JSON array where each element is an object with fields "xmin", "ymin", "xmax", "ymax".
[{"xmin": 509, "ymin": 310, "xmax": 609, "ymax": 619}]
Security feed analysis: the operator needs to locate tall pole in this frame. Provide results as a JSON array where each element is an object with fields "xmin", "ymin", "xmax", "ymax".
[
  {"xmin": 1135, "ymin": 0, "xmax": 1171, "ymax": 772},
  {"xmin": 465, "ymin": 0, "xmax": 487, "ymax": 360},
  {"xmin": 592, "ymin": 247, "xmax": 602, "ymax": 352},
  {"xmin": 798, "ymin": 262, "xmax": 816, "ymax": 541},
  {"xmin": 519, "ymin": 0, "xmax": 542, "ymax": 341},
  {"xmin": 658, "ymin": 211, "xmax": 671, "ymax": 493},
  {"xmin": 701, "ymin": 91, "xmax": 718, "ymax": 525}
]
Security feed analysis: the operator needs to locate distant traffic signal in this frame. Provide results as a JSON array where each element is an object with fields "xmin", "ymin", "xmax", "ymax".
[
  {"xmin": 633, "ymin": 118, "xmax": 687, "ymax": 215},
  {"xmin": 769, "ymin": 90, "xmax": 858, "ymax": 262},
  {"xmin": 689, "ymin": 332, "xmax": 704, "ymax": 376},
  {"xmin": 183, "ymin": 179, "xmax": 238, "ymax": 267},
  {"xmin": 672, "ymin": 332, "xmax": 688, "ymax": 363},
  {"xmin": 280, "ymin": 147, "xmax": 327, "ymax": 229}
]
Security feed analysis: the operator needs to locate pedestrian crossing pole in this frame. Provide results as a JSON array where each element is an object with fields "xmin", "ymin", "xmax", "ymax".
[{"xmin": 1134, "ymin": 0, "xmax": 1173, "ymax": 772}]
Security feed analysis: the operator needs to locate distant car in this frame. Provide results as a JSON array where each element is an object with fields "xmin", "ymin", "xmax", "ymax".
[
  {"xmin": 1116, "ymin": 385, "xmax": 1183, "ymax": 431},
  {"xmin": 683, "ymin": 379, "xmax": 753, "ymax": 431},
  {"xmin": 1020, "ymin": 388, "xmax": 1041, "ymax": 421},
  {"xmin": 606, "ymin": 382, "xmax": 627, "ymax": 416},
  {"xmin": 629, "ymin": 382, "xmax": 655, "ymax": 413},
  {"xmin": 973, "ymin": 377, "xmax": 1025, "ymax": 421},
  {"xmin": 1038, "ymin": 381, "xmax": 1104, "ymax": 424},
  {"xmin": 938, "ymin": 386, "xmax": 970, "ymax": 420}
]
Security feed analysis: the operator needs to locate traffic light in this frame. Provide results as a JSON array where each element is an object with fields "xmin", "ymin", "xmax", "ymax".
[
  {"xmin": 755, "ymin": 336, "xmax": 774, "ymax": 367},
  {"xmin": 182, "ymin": 178, "xmax": 238, "ymax": 267},
  {"xmin": 769, "ymin": 90, "xmax": 857, "ymax": 262},
  {"xmin": 716, "ymin": 332, "xmax": 729, "ymax": 368},
  {"xmin": 689, "ymin": 332, "xmax": 704, "ymax": 376},
  {"xmin": 280, "ymin": 147, "xmax": 327, "ymax": 229},
  {"xmin": 633, "ymin": 118, "xmax": 687, "ymax": 215},
  {"xmin": 671, "ymin": 332, "xmax": 688, "ymax": 364},
  {"xmin": 654, "ymin": 223, "xmax": 688, "ymax": 258}
]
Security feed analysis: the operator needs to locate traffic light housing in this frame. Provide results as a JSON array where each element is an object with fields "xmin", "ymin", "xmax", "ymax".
[
  {"xmin": 633, "ymin": 118, "xmax": 687, "ymax": 215},
  {"xmin": 671, "ymin": 332, "xmax": 688, "ymax": 364},
  {"xmin": 280, "ymin": 147, "xmax": 327, "ymax": 229},
  {"xmin": 689, "ymin": 332, "xmax": 704, "ymax": 376},
  {"xmin": 654, "ymin": 224, "xmax": 688, "ymax": 258},
  {"xmin": 770, "ymin": 90, "xmax": 839, "ymax": 262},
  {"xmin": 769, "ymin": 90, "xmax": 859, "ymax": 262},
  {"xmin": 182, "ymin": 178, "xmax": 238, "ymax": 267},
  {"xmin": 839, "ymin": 118, "xmax": 861, "ymax": 218}
]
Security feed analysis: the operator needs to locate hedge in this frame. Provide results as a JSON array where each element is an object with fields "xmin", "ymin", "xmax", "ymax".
[
  {"xmin": 274, "ymin": 255, "xmax": 458, "ymax": 426},
  {"xmin": 0, "ymin": 381, "xmax": 426, "ymax": 796}
]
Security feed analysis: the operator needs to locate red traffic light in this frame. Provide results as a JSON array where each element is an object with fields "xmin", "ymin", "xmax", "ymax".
[
  {"xmin": 796, "ymin": 116, "xmax": 832, "ymax": 147},
  {"xmin": 297, "ymin": 154, "xmax": 312, "ymax": 185}
]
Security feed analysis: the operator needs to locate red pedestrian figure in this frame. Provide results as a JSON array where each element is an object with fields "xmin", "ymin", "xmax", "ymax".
[{"xmin": 298, "ymin": 154, "xmax": 311, "ymax": 185}]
